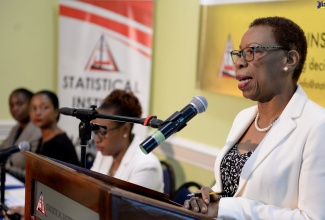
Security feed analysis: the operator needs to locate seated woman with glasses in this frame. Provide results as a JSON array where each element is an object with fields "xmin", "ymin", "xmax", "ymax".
[
  {"xmin": 184, "ymin": 16, "xmax": 325, "ymax": 219},
  {"xmin": 90, "ymin": 89, "xmax": 164, "ymax": 193}
]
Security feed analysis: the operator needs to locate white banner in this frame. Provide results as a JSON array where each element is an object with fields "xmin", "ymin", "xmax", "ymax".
[{"xmin": 58, "ymin": 0, "xmax": 154, "ymax": 156}]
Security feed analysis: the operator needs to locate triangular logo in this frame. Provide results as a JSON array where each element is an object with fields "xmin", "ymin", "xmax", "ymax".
[
  {"xmin": 218, "ymin": 35, "xmax": 235, "ymax": 78},
  {"xmin": 85, "ymin": 34, "xmax": 119, "ymax": 72},
  {"xmin": 36, "ymin": 192, "xmax": 47, "ymax": 216}
]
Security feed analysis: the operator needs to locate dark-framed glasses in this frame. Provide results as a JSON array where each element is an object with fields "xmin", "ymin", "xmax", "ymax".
[
  {"xmin": 230, "ymin": 46, "xmax": 288, "ymax": 64},
  {"xmin": 92, "ymin": 124, "xmax": 123, "ymax": 140}
]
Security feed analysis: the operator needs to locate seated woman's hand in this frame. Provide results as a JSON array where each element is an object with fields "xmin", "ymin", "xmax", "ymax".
[
  {"xmin": 183, "ymin": 186, "xmax": 220, "ymax": 217},
  {"xmin": 3, "ymin": 206, "xmax": 24, "ymax": 220}
]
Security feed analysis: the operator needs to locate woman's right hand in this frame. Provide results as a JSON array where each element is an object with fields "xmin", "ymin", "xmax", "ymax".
[{"xmin": 183, "ymin": 186, "xmax": 221, "ymax": 218}]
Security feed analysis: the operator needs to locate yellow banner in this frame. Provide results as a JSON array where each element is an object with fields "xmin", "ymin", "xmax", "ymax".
[{"xmin": 197, "ymin": 0, "xmax": 325, "ymax": 107}]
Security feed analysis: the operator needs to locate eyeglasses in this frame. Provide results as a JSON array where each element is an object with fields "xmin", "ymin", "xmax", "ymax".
[
  {"xmin": 92, "ymin": 124, "xmax": 122, "ymax": 140},
  {"xmin": 230, "ymin": 46, "xmax": 288, "ymax": 64}
]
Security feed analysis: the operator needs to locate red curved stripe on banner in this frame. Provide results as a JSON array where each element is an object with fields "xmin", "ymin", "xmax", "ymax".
[
  {"xmin": 111, "ymin": 34, "xmax": 151, "ymax": 58},
  {"xmin": 79, "ymin": 0, "xmax": 153, "ymax": 28},
  {"xmin": 60, "ymin": 5, "xmax": 152, "ymax": 48}
]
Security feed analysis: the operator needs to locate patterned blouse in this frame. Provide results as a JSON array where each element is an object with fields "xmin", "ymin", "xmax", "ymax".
[{"xmin": 220, "ymin": 143, "xmax": 254, "ymax": 197}]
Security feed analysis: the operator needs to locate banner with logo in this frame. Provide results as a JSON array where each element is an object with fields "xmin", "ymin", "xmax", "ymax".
[
  {"xmin": 58, "ymin": 0, "xmax": 154, "ymax": 149},
  {"xmin": 197, "ymin": 0, "xmax": 325, "ymax": 107}
]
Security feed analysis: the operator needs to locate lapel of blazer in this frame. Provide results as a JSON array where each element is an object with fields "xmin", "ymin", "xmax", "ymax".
[
  {"xmin": 235, "ymin": 85, "xmax": 307, "ymax": 196},
  {"xmin": 115, "ymin": 136, "xmax": 137, "ymax": 178},
  {"xmin": 5, "ymin": 124, "xmax": 19, "ymax": 146},
  {"xmin": 16, "ymin": 122, "xmax": 35, "ymax": 143}
]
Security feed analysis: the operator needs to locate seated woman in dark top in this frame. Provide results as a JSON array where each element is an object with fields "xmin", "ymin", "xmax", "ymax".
[{"xmin": 30, "ymin": 90, "xmax": 79, "ymax": 166}]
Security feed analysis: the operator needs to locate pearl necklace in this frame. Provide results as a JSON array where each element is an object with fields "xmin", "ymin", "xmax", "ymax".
[{"xmin": 254, "ymin": 112, "xmax": 277, "ymax": 132}]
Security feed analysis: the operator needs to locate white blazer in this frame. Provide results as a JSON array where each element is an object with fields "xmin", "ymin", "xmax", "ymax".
[
  {"xmin": 213, "ymin": 85, "xmax": 325, "ymax": 220},
  {"xmin": 91, "ymin": 135, "xmax": 164, "ymax": 193}
]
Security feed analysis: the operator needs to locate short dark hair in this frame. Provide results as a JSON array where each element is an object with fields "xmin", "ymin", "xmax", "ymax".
[
  {"xmin": 11, "ymin": 88, "xmax": 34, "ymax": 101},
  {"xmin": 100, "ymin": 89, "xmax": 142, "ymax": 128},
  {"xmin": 249, "ymin": 16, "xmax": 307, "ymax": 81}
]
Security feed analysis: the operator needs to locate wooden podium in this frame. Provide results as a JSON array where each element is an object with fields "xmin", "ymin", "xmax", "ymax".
[{"xmin": 24, "ymin": 152, "xmax": 212, "ymax": 220}]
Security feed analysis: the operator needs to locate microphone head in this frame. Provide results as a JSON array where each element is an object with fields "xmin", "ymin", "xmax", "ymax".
[
  {"xmin": 191, "ymin": 96, "xmax": 208, "ymax": 113},
  {"xmin": 59, "ymin": 107, "xmax": 76, "ymax": 116},
  {"xmin": 18, "ymin": 141, "xmax": 30, "ymax": 152}
]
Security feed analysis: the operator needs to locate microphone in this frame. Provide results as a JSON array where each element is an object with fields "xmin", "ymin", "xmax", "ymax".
[
  {"xmin": 60, "ymin": 107, "xmax": 97, "ymax": 118},
  {"xmin": 139, "ymin": 96, "xmax": 208, "ymax": 154},
  {"xmin": 0, "ymin": 141, "xmax": 30, "ymax": 160},
  {"xmin": 60, "ymin": 106, "xmax": 164, "ymax": 128}
]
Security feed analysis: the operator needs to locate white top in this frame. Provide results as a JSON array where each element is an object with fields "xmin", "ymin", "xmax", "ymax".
[
  {"xmin": 91, "ymin": 135, "xmax": 164, "ymax": 193},
  {"xmin": 5, "ymin": 173, "xmax": 25, "ymax": 207},
  {"xmin": 213, "ymin": 85, "xmax": 325, "ymax": 219}
]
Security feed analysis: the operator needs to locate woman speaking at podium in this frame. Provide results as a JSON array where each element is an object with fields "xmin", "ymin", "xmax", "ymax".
[
  {"xmin": 91, "ymin": 89, "xmax": 164, "ymax": 193},
  {"xmin": 184, "ymin": 16, "xmax": 325, "ymax": 219}
]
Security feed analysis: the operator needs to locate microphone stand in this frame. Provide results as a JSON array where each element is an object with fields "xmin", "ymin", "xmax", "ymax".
[
  {"xmin": 64, "ymin": 105, "xmax": 164, "ymax": 168},
  {"xmin": 0, "ymin": 157, "xmax": 9, "ymax": 217},
  {"xmin": 75, "ymin": 105, "xmax": 98, "ymax": 168}
]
